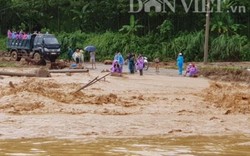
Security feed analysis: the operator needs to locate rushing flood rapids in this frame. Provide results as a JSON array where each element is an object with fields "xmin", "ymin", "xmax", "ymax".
[{"xmin": 0, "ymin": 135, "xmax": 250, "ymax": 156}]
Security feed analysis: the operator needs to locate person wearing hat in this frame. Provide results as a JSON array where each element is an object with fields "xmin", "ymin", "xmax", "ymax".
[
  {"xmin": 184, "ymin": 63, "xmax": 198, "ymax": 77},
  {"xmin": 117, "ymin": 52, "xmax": 124, "ymax": 72},
  {"xmin": 111, "ymin": 60, "xmax": 121, "ymax": 74},
  {"xmin": 177, "ymin": 52, "xmax": 184, "ymax": 75}
]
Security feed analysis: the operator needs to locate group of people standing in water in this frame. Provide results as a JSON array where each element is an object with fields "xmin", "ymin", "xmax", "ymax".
[
  {"xmin": 111, "ymin": 52, "xmax": 145, "ymax": 76},
  {"xmin": 110, "ymin": 51, "xmax": 198, "ymax": 77},
  {"xmin": 177, "ymin": 52, "xmax": 198, "ymax": 77},
  {"xmin": 67, "ymin": 47, "xmax": 96, "ymax": 69}
]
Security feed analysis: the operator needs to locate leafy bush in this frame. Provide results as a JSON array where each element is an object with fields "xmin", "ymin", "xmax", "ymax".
[
  {"xmin": 210, "ymin": 34, "xmax": 248, "ymax": 61},
  {"xmin": 2, "ymin": 29, "xmax": 248, "ymax": 62},
  {"xmin": 240, "ymin": 42, "xmax": 250, "ymax": 61},
  {"xmin": 164, "ymin": 31, "xmax": 205, "ymax": 62},
  {"xmin": 0, "ymin": 36, "xmax": 7, "ymax": 51},
  {"xmin": 57, "ymin": 31, "xmax": 161, "ymax": 61},
  {"xmin": 56, "ymin": 31, "xmax": 89, "ymax": 59},
  {"xmin": 57, "ymin": 31, "xmax": 250, "ymax": 62}
]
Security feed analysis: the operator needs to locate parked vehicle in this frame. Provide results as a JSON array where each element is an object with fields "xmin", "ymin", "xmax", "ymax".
[
  {"xmin": 143, "ymin": 57, "xmax": 149, "ymax": 70},
  {"xmin": 7, "ymin": 34, "xmax": 61, "ymax": 64}
]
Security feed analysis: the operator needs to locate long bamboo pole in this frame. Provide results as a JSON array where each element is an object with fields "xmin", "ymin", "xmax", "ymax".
[
  {"xmin": 74, "ymin": 76, "xmax": 99, "ymax": 93},
  {"xmin": 74, "ymin": 72, "xmax": 111, "ymax": 93}
]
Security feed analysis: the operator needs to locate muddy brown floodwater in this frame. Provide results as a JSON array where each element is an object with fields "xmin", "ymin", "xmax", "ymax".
[
  {"xmin": 0, "ymin": 62, "xmax": 250, "ymax": 155},
  {"xmin": 0, "ymin": 135, "xmax": 250, "ymax": 155}
]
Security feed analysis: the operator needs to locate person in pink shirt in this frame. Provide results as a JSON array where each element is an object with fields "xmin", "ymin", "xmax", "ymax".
[
  {"xmin": 7, "ymin": 30, "xmax": 12, "ymax": 39},
  {"xmin": 22, "ymin": 32, "xmax": 28, "ymax": 39}
]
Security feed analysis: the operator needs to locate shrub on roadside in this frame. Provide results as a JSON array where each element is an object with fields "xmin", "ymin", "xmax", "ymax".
[
  {"xmin": 0, "ymin": 36, "xmax": 7, "ymax": 52},
  {"xmin": 210, "ymin": 34, "xmax": 248, "ymax": 61}
]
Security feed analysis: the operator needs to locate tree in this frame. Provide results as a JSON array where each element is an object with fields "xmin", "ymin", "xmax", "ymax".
[
  {"xmin": 71, "ymin": 4, "xmax": 89, "ymax": 32},
  {"xmin": 119, "ymin": 15, "xmax": 144, "ymax": 36},
  {"xmin": 210, "ymin": 0, "xmax": 246, "ymax": 35}
]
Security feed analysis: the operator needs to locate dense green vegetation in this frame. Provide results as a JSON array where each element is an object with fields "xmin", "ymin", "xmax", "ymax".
[{"xmin": 0, "ymin": 0, "xmax": 249, "ymax": 61}]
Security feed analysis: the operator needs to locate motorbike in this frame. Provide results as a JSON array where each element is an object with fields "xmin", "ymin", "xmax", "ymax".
[{"xmin": 143, "ymin": 57, "xmax": 149, "ymax": 70}]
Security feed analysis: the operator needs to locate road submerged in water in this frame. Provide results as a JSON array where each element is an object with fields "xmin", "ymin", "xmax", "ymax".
[{"xmin": 0, "ymin": 61, "xmax": 249, "ymax": 155}]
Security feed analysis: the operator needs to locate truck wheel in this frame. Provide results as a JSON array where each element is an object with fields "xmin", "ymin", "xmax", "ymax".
[
  {"xmin": 34, "ymin": 52, "xmax": 46, "ymax": 66},
  {"xmin": 33, "ymin": 52, "xmax": 42, "ymax": 62},
  {"xmin": 11, "ymin": 51, "xmax": 21, "ymax": 61}
]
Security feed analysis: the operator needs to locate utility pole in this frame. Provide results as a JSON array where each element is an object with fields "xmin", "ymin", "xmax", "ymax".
[{"xmin": 204, "ymin": 0, "xmax": 211, "ymax": 64}]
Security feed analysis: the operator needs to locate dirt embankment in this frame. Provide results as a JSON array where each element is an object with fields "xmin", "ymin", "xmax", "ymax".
[
  {"xmin": 1, "ymin": 76, "xmax": 249, "ymax": 116},
  {"xmin": 201, "ymin": 82, "xmax": 250, "ymax": 114},
  {"xmin": 200, "ymin": 67, "xmax": 250, "ymax": 84},
  {"xmin": 0, "ymin": 78, "xmax": 155, "ymax": 115}
]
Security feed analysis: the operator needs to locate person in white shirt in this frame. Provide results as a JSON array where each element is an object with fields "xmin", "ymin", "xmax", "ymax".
[{"xmin": 72, "ymin": 48, "xmax": 83, "ymax": 68}]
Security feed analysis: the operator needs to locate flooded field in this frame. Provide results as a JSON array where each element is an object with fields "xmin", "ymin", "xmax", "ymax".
[
  {"xmin": 0, "ymin": 62, "xmax": 249, "ymax": 155},
  {"xmin": 1, "ymin": 135, "xmax": 250, "ymax": 156}
]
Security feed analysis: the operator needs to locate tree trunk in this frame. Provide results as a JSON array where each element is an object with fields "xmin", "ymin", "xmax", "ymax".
[
  {"xmin": 204, "ymin": 0, "xmax": 211, "ymax": 64},
  {"xmin": 48, "ymin": 69, "xmax": 89, "ymax": 73},
  {"xmin": 0, "ymin": 68, "xmax": 51, "ymax": 77}
]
